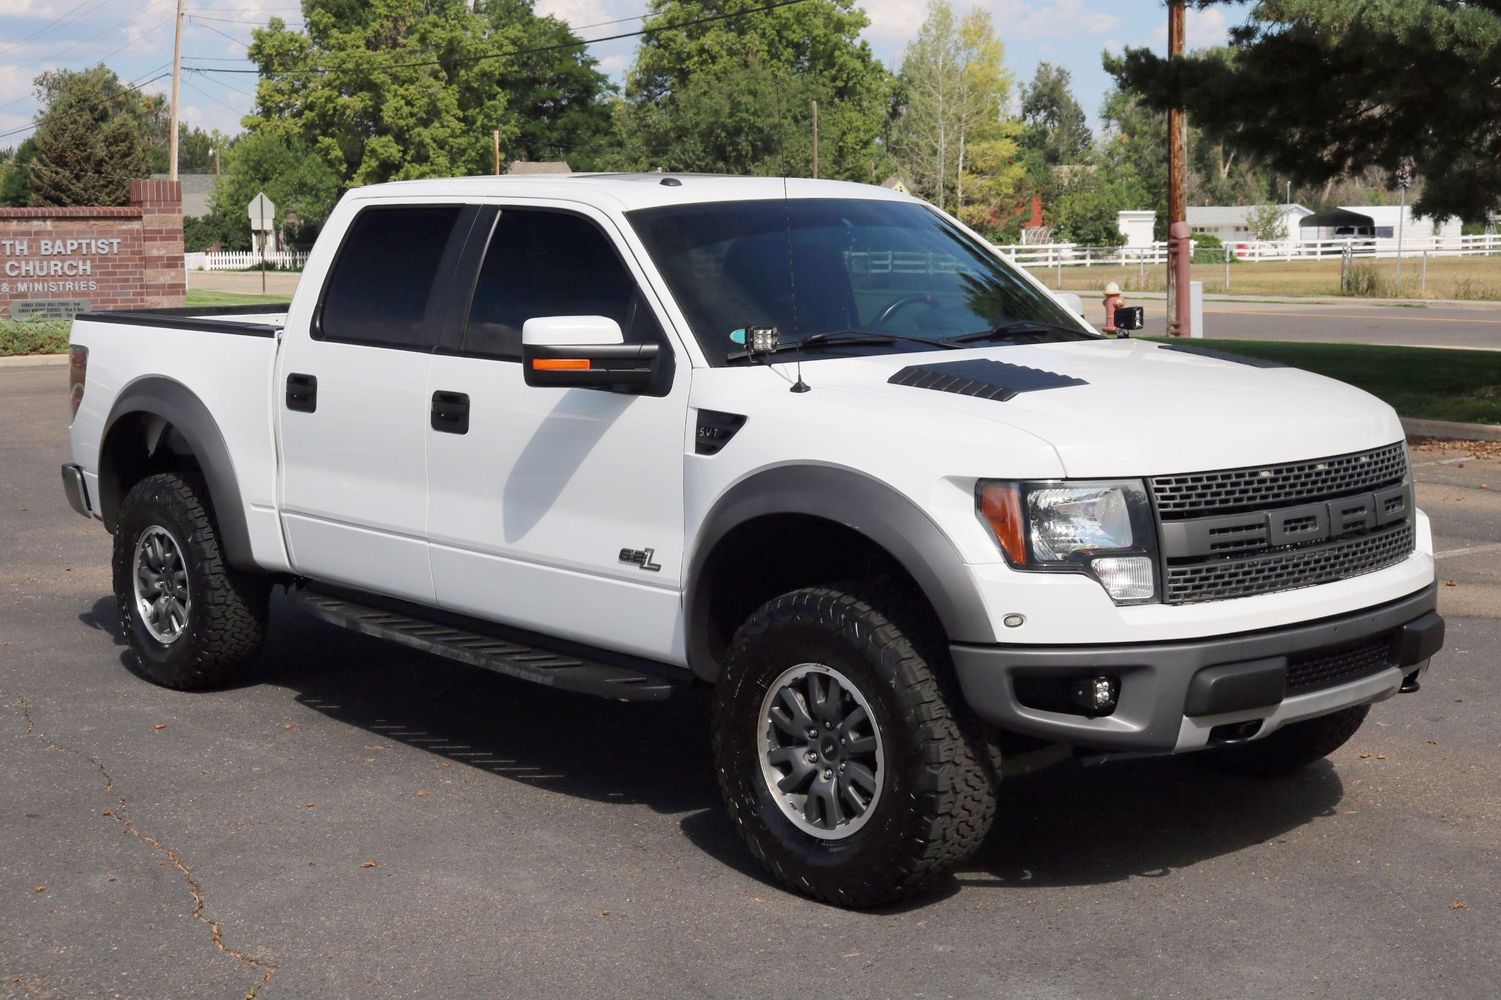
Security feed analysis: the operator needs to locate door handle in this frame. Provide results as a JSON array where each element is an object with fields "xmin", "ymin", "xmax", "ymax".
[
  {"xmin": 286, "ymin": 373, "xmax": 317, "ymax": 413},
  {"xmin": 430, "ymin": 390, "xmax": 470, "ymax": 434}
]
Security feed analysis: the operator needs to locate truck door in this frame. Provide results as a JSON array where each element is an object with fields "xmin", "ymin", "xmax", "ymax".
[
  {"xmin": 276, "ymin": 202, "xmax": 474, "ymax": 604},
  {"xmin": 425, "ymin": 204, "xmax": 689, "ymax": 663}
]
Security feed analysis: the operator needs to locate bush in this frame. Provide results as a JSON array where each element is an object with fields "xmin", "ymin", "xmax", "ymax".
[
  {"xmin": 0, "ymin": 319, "xmax": 70, "ymax": 356},
  {"xmin": 1342, "ymin": 262, "xmax": 1395, "ymax": 297},
  {"xmin": 1191, "ymin": 232, "xmax": 1230, "ymax": 264}
]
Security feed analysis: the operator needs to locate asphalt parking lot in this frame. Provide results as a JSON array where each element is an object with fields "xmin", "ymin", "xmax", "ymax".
[{"xmin": 2, "ymin": 363, "xmax": 1498, "ymax": 999}]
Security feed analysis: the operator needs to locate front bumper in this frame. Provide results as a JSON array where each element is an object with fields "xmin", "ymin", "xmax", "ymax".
[{"xmin": 951, "ymin": 582, "xmax": 1442, "ymax": 753}]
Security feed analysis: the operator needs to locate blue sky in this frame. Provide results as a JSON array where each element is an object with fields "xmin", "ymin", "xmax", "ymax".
[{"xmin": 0, "ymin": 1, "xmax": 1249, "ymax": 151}]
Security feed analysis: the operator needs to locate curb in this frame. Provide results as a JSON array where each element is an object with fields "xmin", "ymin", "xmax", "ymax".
[
  {"xmin": 1402, "ymin": 417, "xmax": 1501, "ymax": 442},
  {"xmin": 0, "ymin": 354, "xmax": 67, "ymax": 368}
]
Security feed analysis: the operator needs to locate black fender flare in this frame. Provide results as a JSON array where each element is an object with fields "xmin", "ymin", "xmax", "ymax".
[
  {"xmin": 684, "ymin": 464, "xmax": 998, "ymax": 682},
  {"xmin": 99, "ymin": 375, "xmax": 255, "ymax": 570}
]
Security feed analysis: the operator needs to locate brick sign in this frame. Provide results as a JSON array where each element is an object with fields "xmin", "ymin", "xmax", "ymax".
[{"xmin": 0, "ymin": 179, "xmax": 186, "ymax": 319}]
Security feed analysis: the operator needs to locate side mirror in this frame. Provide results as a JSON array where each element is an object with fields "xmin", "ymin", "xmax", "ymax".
[
  {"xmin": 1114, "ymin": 306, "xmax": 1145, "ymax": 332},
  {"xmin": 521, "ymin": 316, "xmax": 659, "ymax": 392},
  {"xmin": 1056, "ymin": 292, "xmax": 1085, "ymax": 317}
]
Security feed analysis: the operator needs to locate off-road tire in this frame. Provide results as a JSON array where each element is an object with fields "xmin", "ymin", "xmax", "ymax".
[
  {"xmin": 1202, "ymin": 705, "xmax": 1370, "ymax": 778},
  {"xmin": 112, "ymin": 472, "xmax": 268, "ymax": 690},
  {"xmin": 712, "ymin": 586, "xmax": 997, "ymax": 908}
]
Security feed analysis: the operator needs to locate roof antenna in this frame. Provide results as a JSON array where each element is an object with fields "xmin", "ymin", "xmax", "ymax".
[{"xmin": 781, "ymin": 176, "xmax": 810, "ymax": 393}]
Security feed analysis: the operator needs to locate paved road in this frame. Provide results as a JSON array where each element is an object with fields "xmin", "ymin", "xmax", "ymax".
[
  {"xmin": 1199, "ymin": 301, "xmax": 1501, "ymax": 351},
  {"xmin": 3, "ymin": 365, "xmax": 1498, "ymax": 999}
]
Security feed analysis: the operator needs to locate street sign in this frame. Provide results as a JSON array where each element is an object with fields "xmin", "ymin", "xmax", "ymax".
[{"xmin": 247, "ymin": 192, "xmax": 275, "ymax": 230}]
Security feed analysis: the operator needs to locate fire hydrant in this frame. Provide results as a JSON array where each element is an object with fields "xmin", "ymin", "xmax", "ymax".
[{"xmin": 1102, "ymin": 282, "xmax": 1125, "ymax": 336}]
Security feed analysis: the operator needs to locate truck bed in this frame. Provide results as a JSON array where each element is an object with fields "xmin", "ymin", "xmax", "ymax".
[{"xmin": 67, "ymin": 302, "xmax": 294, "ymax": 574}]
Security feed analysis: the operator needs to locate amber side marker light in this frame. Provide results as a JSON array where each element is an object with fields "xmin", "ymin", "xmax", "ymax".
[
  {"xmin": 532, "ymin": 358, "xmax": 591, "ymax": 371},
  {"xmin": 978, "ymin": 482, "xmax": 1028, "ymax": 565}
]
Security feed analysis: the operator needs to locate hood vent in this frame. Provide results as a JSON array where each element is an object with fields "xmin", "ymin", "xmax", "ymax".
[
  {"xmin": 887, "ymin": 359, "xmax": 1086, "ymax": 401},
  {"xmin": 1156, "ymin": 343, "xmax": 1286, "ymax": 368}
]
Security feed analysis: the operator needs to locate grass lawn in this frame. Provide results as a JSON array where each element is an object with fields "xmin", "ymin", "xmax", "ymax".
[
  {"xmin": 1, "ymin": 291, "xmax": 289, "ymax": 356},
  {"xmin": 184, "ymin": 289, "xmax": 292, "ymax": 307},
  {"xmin": 1151, "ymin": 338, "xmax": 1501, "ymax": 425},
  {"xmin": 1027, "ymin": 254, "xmax": 1501, "ymax": 300}
]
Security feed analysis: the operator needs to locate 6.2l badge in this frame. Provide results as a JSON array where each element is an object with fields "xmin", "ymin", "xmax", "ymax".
[{"xmin": 619, "ymin": 547, "xmax": 662, "ymax": 572}]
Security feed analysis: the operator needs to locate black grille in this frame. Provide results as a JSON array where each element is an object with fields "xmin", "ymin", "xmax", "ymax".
[
  {"xmin": 1164, "ymin": 523, "xmax": 1414, "ymax": 604},
  {"xmin": 1150, "ymin": 443, "xmax": 1407, "ymax": 519},
  {"xmin": 1286, "ymin": 637, "xmax": 1394, "ymax": 695}
]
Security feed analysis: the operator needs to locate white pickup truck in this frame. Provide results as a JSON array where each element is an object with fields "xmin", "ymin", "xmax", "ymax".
[{"xmin": 62, "ymin": 174, "xmax": 1444, "ymax": 907}]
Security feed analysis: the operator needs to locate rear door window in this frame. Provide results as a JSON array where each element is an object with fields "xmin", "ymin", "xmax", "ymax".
[{"xmin": 318, "ymin": 205, "xmax": 463, "ymax": 348}]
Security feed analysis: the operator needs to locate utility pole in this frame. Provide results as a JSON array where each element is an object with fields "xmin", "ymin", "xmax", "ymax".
[
  {"xmin": 492, "ymin": 130, "xmax": 500, "ymax": 175},
  {"xmin": 168, "ymin": 0, "xmax": 185, "ymax": 181},
  {"xmin": 810, "ymin": 100, "xmax": 819, "ymax": 179},
  {"xmin": 1166, "ymin": 1, "xmax": 1187, "ymax": 336}
]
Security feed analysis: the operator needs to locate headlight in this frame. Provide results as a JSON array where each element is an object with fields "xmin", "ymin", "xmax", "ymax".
[{"xmin": 976, "ymin": 479, "xmax": 1159, "ymax": 604}]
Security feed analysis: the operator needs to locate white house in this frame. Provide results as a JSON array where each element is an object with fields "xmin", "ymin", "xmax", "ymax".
[
  {"xmin": 1186, "ymin": 204, "xmax": 1312, "ymax": 243},
  {"xmin": 1115, "ymin": 209, "xmax": 1156, "ymax": 248},
  {"xmin": 1297, "ymin": 205, "xmax": 1463, "ymax": 243}
]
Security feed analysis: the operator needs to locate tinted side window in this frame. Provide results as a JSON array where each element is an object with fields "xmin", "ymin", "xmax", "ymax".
[
  {"xmin": 319, "ymin": 206, "xmax": 462, "ymax": 348},
  {"xmin": 463, "ymin": 209, "xmax": 661, "ymax": 360}
]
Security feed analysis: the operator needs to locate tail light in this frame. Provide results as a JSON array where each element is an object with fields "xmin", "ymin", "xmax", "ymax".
[{"xmin": 68, "ymin": 345, "xmax": 88, "ymax": 420}]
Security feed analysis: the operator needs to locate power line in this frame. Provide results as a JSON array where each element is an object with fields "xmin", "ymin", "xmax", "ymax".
[
  {"xmin": 183, "ymin": 0, "xmax": 814, "ymax": 75},
  {"xmin": 183, "ymin": 13, "xmax": 303, "ymax": 26},
  {"xmin": 180, "ymin": 73, "xmax": 245, "ymax": 117},
  {"xmin": 0, "ymin": 0, "xmax": 116, "ymax": 57},
  {"xmin": 188, "ymin": 14, "xmax": 253, "ymax": 49}
]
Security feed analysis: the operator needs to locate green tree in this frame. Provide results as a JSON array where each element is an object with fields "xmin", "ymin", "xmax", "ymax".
[
  {"xmin": 245, "ymin": 0, "xmax": 611, "ymax": 188},
  {"xmin": 25, "ymin": 65, "xmax": 156, "ymax": 206},
  {"xmin": 891, "ymin": 1, "xmax": 1024, "ymax": 224},
  {"xmin": 196, "ymin": 131, "xmax": 343, "ymax": 251},
  {"xmin": 1109, "ymin": 0, "xmax": 1501, "ymax": 222},
  {"xmin": 1244, "ymin": 202, "xmax": 1287, "ymax": 241},
  {"xmin": 619, "ymin": 0, "xmax": 892, "ymax": 180},
  {"xmin": 1019, "ymin": 62, "xmax": 1090, "ymax": 167},
  {"xmin": 0, "ymin": 139, "xmax": 38, "ymax": 206}
]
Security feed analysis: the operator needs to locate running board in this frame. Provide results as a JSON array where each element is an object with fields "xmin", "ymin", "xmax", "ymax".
[{"xmin": 294, "ymin": 591, "xmax": 679, "ymax": 701}]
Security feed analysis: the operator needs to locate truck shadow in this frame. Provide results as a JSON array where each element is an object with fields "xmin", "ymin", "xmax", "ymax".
[{"xmin": 84, "ymin": 591, "xmax": 1347, "ymax": 901}]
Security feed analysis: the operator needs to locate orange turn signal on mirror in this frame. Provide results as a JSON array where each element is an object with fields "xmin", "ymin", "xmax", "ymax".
[
  {"xmin": 978, "ymin": 482, "xmax": 1028, "ymax": 565},
  {"xmin": 532, "ymin": 358, "xmax": 591, "ymax": 371}
]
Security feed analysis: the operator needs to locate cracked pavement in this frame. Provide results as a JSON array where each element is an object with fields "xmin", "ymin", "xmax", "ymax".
[{"xmin": 2, "ymin": 364, "xmax": 1498, "ymax": 998}]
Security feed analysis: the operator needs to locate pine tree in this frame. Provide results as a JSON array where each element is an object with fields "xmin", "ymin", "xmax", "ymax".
[{"xmin": 26, "ymin": 66, "xmax": 153, "ymax": 207}]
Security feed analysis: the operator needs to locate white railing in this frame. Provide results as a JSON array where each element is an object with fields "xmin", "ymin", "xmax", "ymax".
[
  {"xmin": 994, "ymin": 232, "xmax": 1501, "ymax": 268},
  {"xmin": 185, "ymin": 250, "xmax": 308, "ymax": 271}
]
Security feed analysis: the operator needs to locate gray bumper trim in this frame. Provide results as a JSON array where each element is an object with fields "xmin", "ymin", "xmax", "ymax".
[
  {"xmin": 950, "ymin": 582, "xmax": 1440, "ymax": 753},
  {"xmin": 61, "ymin": 463, "xmax": 92, "ymax": 518}
]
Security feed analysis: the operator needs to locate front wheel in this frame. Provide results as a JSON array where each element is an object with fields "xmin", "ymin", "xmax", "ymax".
[
  {"xmin": 112, "ymin": 472, "xmax": 268, "ymax": 690},
  {"xmin": 712, "ymin": 587, "xmax": 997, "ymax": 907}
]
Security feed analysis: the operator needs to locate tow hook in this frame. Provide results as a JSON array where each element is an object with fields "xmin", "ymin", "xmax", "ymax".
[{"xmin": 1400, "ymin": 670, "xmax": 1422, "ymax": 694}]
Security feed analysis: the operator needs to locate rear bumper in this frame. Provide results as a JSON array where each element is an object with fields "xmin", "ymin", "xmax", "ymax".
[
  {"xmin": 951, "ymin": 582, "xmax": 1442, "ymax": 753},
  {"xmin": 60, "ymin": 463, "xmax": 92, "ymax": 518}
]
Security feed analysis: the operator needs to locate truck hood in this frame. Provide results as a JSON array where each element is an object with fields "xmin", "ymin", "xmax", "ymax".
[{"xmin": 777, "ymin": 339, "xmax": 1405, "ymax": 478}]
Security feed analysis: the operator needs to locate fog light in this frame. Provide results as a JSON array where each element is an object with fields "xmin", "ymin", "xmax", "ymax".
[
  {"xmin": 1069, "ymin": 675, "xmax": 1119, "ymax": 715},
  {"xmin": 1091, "ymin": 555, "xmax": 1154, "ymax": 602}
]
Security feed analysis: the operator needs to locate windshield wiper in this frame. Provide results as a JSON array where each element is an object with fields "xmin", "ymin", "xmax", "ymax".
[
  {"xmin": 941, "ymin": 318, "xmax": 1098, "ymax": 346},
  {"xmin": 726, "ymin": 330, "xmax": 960, "ymax": 362}
]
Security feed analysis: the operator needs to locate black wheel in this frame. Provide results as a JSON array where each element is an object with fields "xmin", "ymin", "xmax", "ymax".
[
  {"xmin": 712, "ymin": 586, "xmax": 997, "ymax": 907},
  {"xmin": 112, "ymin": 472, "xmax": 268, "ymax": 690},
  {"xmin": 1202, "ymin": 705, "xmax": 1370, "ymax": 778}
]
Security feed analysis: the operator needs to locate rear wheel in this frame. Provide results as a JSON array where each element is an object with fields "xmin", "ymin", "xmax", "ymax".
[
  {"xmin": 712, "ymin": 586, "xmax": 997, "ymax": 908},
  {"xmin": 1202, "ymin": 705, "xmax": 1370, "ymax": 777},
  {"xmin": 112, "ymin": 472, "xmax": 268, "ymax": 690}
]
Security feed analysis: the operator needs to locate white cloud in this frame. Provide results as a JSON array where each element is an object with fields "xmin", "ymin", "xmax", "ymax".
[
  {"xmin": 0, "ymin": 1, "xmax": 68, "ymax": 19},
  {"xmin": 868, "ymin": 0, "xmax": 1121, "ymax": 57},
  {"xmin": 533, "ymin": 0, "xmax": 633, "ymax": 32}
]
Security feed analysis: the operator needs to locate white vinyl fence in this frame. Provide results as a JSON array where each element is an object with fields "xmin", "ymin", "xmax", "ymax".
[
  {"xmin": 185, "ymin": 250, "xmax": 308, "ymax": 271},
  {"xmin": 994, "ymin": 232, "xmax": 1501, "ymax": 268}
]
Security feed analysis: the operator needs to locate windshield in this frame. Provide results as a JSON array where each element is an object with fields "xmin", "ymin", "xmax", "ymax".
[{"xmin": 627, "ymin": 197, "xmax": 1092, "ymax": 366}]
